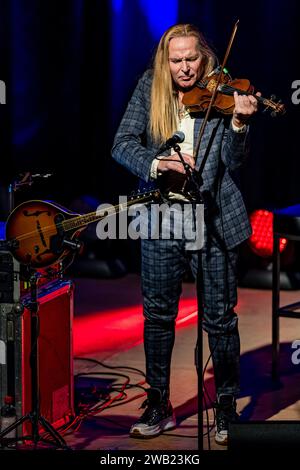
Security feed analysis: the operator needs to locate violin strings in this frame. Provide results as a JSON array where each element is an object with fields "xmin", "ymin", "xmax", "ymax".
[
  {"xmin": 219, "ymin": 84, "xmax": 275, "ymax": 108},
  {"xmin": 219, "ymin": 83, "xmax": 253, "ymax": 97},
  {"xmin": 197, "ymin": 78, "xmax": 282, "ymax": 112}
]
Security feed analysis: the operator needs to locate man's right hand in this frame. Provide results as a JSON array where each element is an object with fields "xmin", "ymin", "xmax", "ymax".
[{"xmin": 157, "ymin": 153, "xmax": 195, "ymax": 174}]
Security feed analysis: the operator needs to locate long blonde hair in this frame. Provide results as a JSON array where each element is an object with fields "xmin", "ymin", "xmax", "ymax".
[{"xmin": 150, "ymin": 24, "xmax": 216, "ymax": 144}]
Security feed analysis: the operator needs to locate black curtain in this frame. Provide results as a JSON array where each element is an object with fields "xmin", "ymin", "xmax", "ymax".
[{"xmin": 0, "ymin": 0, "xmax": 110, "ymax": 216}]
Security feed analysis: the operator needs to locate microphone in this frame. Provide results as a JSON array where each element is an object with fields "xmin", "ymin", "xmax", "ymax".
[{"xmin": 159, "ymin": 131, "xmax": 185, "ymax": 152}]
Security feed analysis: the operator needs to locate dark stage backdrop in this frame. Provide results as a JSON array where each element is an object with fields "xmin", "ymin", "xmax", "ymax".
[{"xmin": 0, "ymin": 0, "xmax": 299, "ymax": 217}]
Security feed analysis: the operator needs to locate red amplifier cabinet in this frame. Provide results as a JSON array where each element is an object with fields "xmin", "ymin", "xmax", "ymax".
[{"xmin": 21, "ymin": 280, "xmax": 74, "ymax": 435}]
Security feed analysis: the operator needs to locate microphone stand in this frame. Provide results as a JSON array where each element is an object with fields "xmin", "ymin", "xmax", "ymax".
[
  {"xmin": 172, "ymin": 143, "xmax": 204, "ymax": 451},
  {"xmin": 173, "ymin": 143, "xmax": 203, "ymax": 203},
  {"xmin": 8, "ymin": 172, "xmax": 53, "ymax": 213}
]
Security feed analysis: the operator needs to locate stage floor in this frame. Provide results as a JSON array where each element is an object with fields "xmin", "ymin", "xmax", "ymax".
[
  {"xmin": 2, "ymin": 274, "xmax": 299, "ymax": 454},
  {"xmin": 59, "ymin": 274, "xmax": 300, "ymax": 452}
]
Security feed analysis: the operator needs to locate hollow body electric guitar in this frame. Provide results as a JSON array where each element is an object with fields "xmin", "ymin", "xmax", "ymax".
[{"xmin": 5, "ymin": 190, "xmax": 160, "ymax": 268}]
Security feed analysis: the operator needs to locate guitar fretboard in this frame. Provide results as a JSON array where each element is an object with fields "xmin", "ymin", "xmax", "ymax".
[{"xmin": 61, "ymin": 192, "xmax": 160, "ymax": 232}]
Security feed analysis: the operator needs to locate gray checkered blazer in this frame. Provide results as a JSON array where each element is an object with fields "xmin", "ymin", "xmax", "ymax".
[{"xmin": 112, "ymin": 69, "xmax": 252, "ymax": 249}]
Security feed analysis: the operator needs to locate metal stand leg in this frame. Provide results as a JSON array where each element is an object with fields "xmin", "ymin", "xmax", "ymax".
[
  {"xmin": 272, "ymin": 234, "xmax": 280, "ymax": 380},
  {"xmin": 196, "ymin": 250, "xmax": 203, "ymax": 452}
]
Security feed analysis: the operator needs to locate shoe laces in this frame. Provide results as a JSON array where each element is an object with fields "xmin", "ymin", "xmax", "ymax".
[
  {"xmin": 138, "ymin": 401, "xmax": 163, "ymax": 425},
  {"xmin": 138, "ymin": 397, "xmax": 171, "ymax": 424},
  {"xmin": 214, "ymin": 400, "xmax": 238, "ymax": 431}
]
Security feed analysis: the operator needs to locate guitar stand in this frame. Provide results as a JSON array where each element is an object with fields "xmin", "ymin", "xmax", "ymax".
[{"xmin": 0, "ymin": 270, "xmax": 70, "ymax": 450}]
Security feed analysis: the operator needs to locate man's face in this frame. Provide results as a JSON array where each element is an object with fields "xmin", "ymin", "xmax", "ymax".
[{"xmin": 168, "ymin": 36, "xmax": 203, "ymax": 90}]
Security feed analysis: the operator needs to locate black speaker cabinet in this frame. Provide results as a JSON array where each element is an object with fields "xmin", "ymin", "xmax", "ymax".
[{"xmin": 229, "ymin": 421, "xmax": 300, "ymax": 450}]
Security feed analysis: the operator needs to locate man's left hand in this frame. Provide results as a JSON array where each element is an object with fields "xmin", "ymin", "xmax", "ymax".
[{"xmin": 232, "ymin": 90, "xmax": 261, "ymax": 128}]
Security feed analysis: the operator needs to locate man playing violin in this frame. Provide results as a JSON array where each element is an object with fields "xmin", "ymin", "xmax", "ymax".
[{"xmin": 112, "ymin": 23, "xmax": 258, "ymax": 445}]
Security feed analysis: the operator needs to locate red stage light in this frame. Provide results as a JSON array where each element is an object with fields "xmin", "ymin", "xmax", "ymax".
[
  {"xmin": 73, "ymin": 298, "xmax": 197, "ymax": 356},
  {"xmin": 249, "ymin": 209, "xmax": 287, "ymax": 258}
]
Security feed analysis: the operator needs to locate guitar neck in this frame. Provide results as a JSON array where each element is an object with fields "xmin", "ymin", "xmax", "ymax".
[{"xmin": 61, "ymin": 193, "xmax": 159, "ymax": 232}]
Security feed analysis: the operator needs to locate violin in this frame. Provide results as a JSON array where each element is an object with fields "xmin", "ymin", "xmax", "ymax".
[{"xmin": 182, "ymin": 67, "xmax": 285, "ymax": 117}]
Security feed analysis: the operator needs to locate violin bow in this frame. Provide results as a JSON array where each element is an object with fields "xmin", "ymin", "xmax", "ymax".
[{"xmin": 194, "ymin": 20, "xmax": 239, "ymax": 173}]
